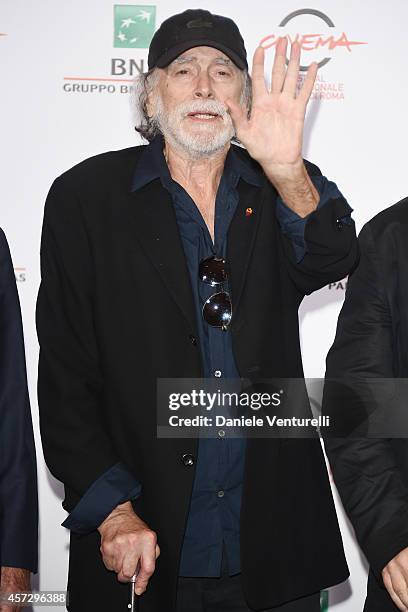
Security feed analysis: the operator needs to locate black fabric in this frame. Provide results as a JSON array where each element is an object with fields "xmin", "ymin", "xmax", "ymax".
[
  {"xmin": 176, "ymin": 542, "xmax": 320, "ymax": 612},
  {"xmin": 148, "ymin": 9, "xmax": 247, "ymax": 70},
  {"xmin": 36, "ymin": 143, "xmax": 356, "ymax": 611},
  {"xmin": 0, "ymin": 228, "xmax": 38, "ymax": 572},
  {"xmin": 323, "ymin": 198, "xmax": 408, "ymax": 606}
]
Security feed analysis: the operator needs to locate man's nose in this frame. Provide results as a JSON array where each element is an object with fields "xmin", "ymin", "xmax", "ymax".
[{"xmin": 194, "ymin": 73, "xmax": 214, "ymax": 98}]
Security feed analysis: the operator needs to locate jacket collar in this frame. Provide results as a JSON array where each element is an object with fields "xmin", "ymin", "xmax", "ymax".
[{"xmin": 130, "ymin": 135, "xmax": 264, "ymax": 193}]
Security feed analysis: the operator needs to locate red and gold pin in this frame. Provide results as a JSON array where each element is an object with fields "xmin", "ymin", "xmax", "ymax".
[{"xmin": 245, "ymin": 207, "xmax": 253, "ymax": 217}]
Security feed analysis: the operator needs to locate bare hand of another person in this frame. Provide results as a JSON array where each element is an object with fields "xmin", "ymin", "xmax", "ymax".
[{"xmin": 0, "ymin": 566, "xmax": 31, "ymax": 612}]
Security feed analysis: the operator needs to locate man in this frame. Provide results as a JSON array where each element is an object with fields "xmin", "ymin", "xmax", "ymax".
[
  {"xmin": 36, "ymin": 9, "xmax": 357, "ymax": 612},
  {"xmin": 324, "ymin": 200, "xmax": 408, "ymax": 612},
  {"xmin": 0, "ymin": 228, "xmax": 38, "ymax": 610}
]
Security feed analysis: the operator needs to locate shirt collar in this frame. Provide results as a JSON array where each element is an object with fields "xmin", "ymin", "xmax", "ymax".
[{"xmin": 130, "ymin": 135, "xmax": 263, "ymax": 193}]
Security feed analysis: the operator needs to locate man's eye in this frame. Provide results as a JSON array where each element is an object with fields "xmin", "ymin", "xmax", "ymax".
[
  {"xmin": 217, "ymin": 70, "xmax": 230, "ymax": 77},
  {"xmin": 176, "ymin": 69, "xmax": 189, "ymax": 75}
]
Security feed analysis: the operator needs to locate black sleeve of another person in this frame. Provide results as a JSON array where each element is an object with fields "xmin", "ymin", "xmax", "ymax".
[
  {"xmin": 0, "ymin": 228, "xmax": 38, "ymax": 572},
  {"xmin": 323, "ymin": 221, "xmax": 408, "ymax": 579}
]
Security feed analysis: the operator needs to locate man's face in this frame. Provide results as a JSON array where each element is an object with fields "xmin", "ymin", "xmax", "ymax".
[{"xmin": 149, "ymin": 46, "xmax": 245, "ymax": 156}]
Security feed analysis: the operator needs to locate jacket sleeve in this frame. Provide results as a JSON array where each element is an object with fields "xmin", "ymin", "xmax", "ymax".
[
  {"xmin": 323, "ymin": 222, "xmax": 408, "ymax": 578},
  {"xmin": 36, "ymin": 177, "xmax": 141, "ymax": 532},
  {"xmin": 0, "ymin": 228, "xmax": 38, "ymax": 572},
  {"xmin": 276, "ymin": 174, "xmax": 353, "ymax": 263},
  {"xmin": 278, "ymin": 161, "xmax": 358, "ymax": 295}
]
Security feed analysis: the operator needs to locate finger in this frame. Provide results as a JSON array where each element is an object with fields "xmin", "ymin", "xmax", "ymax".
[
  {"xmin": 155, "ymin": 544, "xmax": 160, "ymax": 558},
  {"xmin": 119, "ymin": 553, "xmax": 141, "ymax": 582},
  {"xmin": 271, "ymin": 37, "xmax": 287, "ymax": 94},
  {"xmin": 297, "ymin": 62, "xmax": 318, "ymax": 106},
  {"xmin": 134, "ymin": 551, "xmax": 157, "ymax": 595},
  {"xmin": 282, "ymin": 41, "xmax": 301, "ymax": 97},
  {"xmin": 383, "ymin": 570, "xmax": 408, "ymax": 611},
  {"xmin": 100, "ymin": 545, "xmax": 119, "ymax": 572},
  {"xmin": 251, "ymin": 46, "xmax": 267, "ymax": 100}
]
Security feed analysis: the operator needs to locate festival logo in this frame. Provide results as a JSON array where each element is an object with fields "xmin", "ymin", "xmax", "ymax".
[
  {"xmin": 259, "ymin": 9, "xmax": 367, "ymax": 101},
  {"xmin": 260, "ymin": 9, "xmax": 366, "ymax": 71}
]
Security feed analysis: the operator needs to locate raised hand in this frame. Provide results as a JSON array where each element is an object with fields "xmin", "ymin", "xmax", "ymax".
[{"xmin": 226, "ymin": 38, "xmax": 318, "ymax": 185}]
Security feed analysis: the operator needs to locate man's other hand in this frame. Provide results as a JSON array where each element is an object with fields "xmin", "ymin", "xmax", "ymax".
[
  {"xmin": 0, "ymin": 566, "xmax": 31, "ymax": 612},
  {"xmin": 382, "ymin": 547, "xmax": 408, "ymax": 610},
  {"xmin": 98, "ymin": 500, "xmax": 160, "ymax": 596}
]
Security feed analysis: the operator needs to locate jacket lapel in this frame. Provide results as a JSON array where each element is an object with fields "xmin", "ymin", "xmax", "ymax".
[
  {"xmin": 228, "ymin": 179, "xmax": 266, "ymax": 322},
  {"xmin": 128, "ymin": 180, "xmax": 198, "ymax": 334}
]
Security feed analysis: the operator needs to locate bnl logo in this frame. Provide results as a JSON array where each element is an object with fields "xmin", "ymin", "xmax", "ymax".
[
  {"xmin": 114, "ymin": 5, "xmax": 156, "ymax": 48},
  {"xmin": 320, "ymin": 590, "xmax": 329, "ymax": 611}
]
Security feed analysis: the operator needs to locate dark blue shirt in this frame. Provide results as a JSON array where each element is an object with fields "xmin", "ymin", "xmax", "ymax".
[{"xmin": 62, "ymin": 136, "xmax": 348, "ymax": 578}]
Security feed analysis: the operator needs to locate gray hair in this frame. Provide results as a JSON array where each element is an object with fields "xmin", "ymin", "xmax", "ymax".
[{"xmin": 132, "ymin": 67, "xmax": 252, "ymax": 143}]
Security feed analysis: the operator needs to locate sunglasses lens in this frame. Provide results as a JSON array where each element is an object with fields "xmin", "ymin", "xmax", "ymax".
[
  {"xmin": 199, "ymin": 256, "xmax": 227, "ymax": 286},
  {"xmin": 202, "ymin": 292, "xmax": 232, "ymax": 328}
]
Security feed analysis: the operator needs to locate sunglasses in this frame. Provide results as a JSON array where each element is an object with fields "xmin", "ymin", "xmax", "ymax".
[{"xmin": 199, "ymin": 256, "xmax": 232, "ymax": 331}]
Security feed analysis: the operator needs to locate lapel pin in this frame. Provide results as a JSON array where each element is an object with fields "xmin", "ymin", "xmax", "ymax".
[{"xmin": 245, "ymin": 207, "xmax": 253, "ymax": 217}]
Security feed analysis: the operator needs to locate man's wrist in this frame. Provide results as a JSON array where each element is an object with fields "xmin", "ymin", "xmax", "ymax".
[
  {"xmin": 260, "ymin": 158, "xmax": 305, "ymax": 185},
  {"xmin": 264, "ymin": 162, "xmax": 320, "ymax": 217},
  {"xmin": 97, "ymin": 500, "xmax": 135, "ymax": 534}
]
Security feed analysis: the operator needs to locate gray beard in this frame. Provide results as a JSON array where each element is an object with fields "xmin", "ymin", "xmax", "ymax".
[{"xmin": 153, "ymin": 97, "xmax": 235, "ymax": 159}]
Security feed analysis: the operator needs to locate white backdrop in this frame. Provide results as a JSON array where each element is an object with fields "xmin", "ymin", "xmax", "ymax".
[{"xmin": 1, "ymin": 1, "xmax": 408, "ymax": 610}]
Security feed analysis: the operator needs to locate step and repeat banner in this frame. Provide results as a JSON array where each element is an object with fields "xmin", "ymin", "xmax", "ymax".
[{"xmin": 1, "ymin": 1, "xmax": 408, "ymax": 610}]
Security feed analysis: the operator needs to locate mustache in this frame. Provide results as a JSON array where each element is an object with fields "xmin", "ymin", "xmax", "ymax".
[{"xmin": 175, "ymin": 100, "xmax": 229, "ymax": 119}]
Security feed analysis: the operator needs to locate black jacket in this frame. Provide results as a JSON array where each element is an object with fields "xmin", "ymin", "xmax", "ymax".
[
  {"xmin": 36, "ymin": 144, "xmax": 356, "ymax": 611},
  {"xmin": 0, "ymin": 228, "xmax": 38, "ymax": 572},
  {"xmin": 325, "ymin": 198, "xmax": 408, "ymax": 579}
]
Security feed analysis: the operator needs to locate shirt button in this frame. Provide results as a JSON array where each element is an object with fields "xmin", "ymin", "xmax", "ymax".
[
  {"xmin": 217, "ymin": 490, "xmax": 225, "ymax": 498},
  {"xmin": 189, "ymin": 334, "xmax": 197, "ymax": 346},
  {"xmin": 218, "ymin": 430, "xmax": 225, "ymax": 438},
  {"xmin": 181, "ymin": 453, "xmax": 195, "ymax": 466},
  {"xmin": 335, "ymin": 218, "xmax": 344, "ymax": 230},
  {"xmin": 214, "ymin": 370, "xmax": 222, "ymax": 377}
]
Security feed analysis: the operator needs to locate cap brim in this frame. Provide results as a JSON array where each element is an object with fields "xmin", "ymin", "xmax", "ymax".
[{"xmin": 154, "ymin": 39, "xmax": 247, "ymax": 70}]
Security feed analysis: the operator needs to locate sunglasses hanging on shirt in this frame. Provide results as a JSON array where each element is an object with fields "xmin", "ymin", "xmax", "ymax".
[{"xmin": 198, "ymin": 255, "xmax": 232, "ymax": 331}]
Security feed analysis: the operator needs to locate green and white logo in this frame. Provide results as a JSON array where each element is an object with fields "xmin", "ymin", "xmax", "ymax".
[
  {"xmin": 320, "ymin": 590, "xmax": 329, "ymax": 612},
  {"xmin": 114, "ymin": 5, "xmax": 156, "ymax": 48}
]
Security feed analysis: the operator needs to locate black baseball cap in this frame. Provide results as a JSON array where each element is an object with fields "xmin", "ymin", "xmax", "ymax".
[{"xmin": 148, "ymin": 9, "xmax": 248, "ymax": 71}]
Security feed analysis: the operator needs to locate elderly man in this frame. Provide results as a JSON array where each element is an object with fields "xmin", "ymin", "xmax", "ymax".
[
  {"xmin": 0, "ymin": 229, "xmax": 38, "ymax": 611},
  {"xmin": 36, "ymin": 8, "xmax": 357, "ymax": 612}
]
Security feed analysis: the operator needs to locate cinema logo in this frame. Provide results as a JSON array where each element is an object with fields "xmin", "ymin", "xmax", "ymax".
[
  {"xmin": 14, "ymin": 267, "xmax": 27, "ymax": 283},
  {"xmin": 63, "ymin": 5, "xmax": 156, "ymax": 96},
  {"xmin": 260, "ymin": 9, "xmax": 367, "ymax": 101}
]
